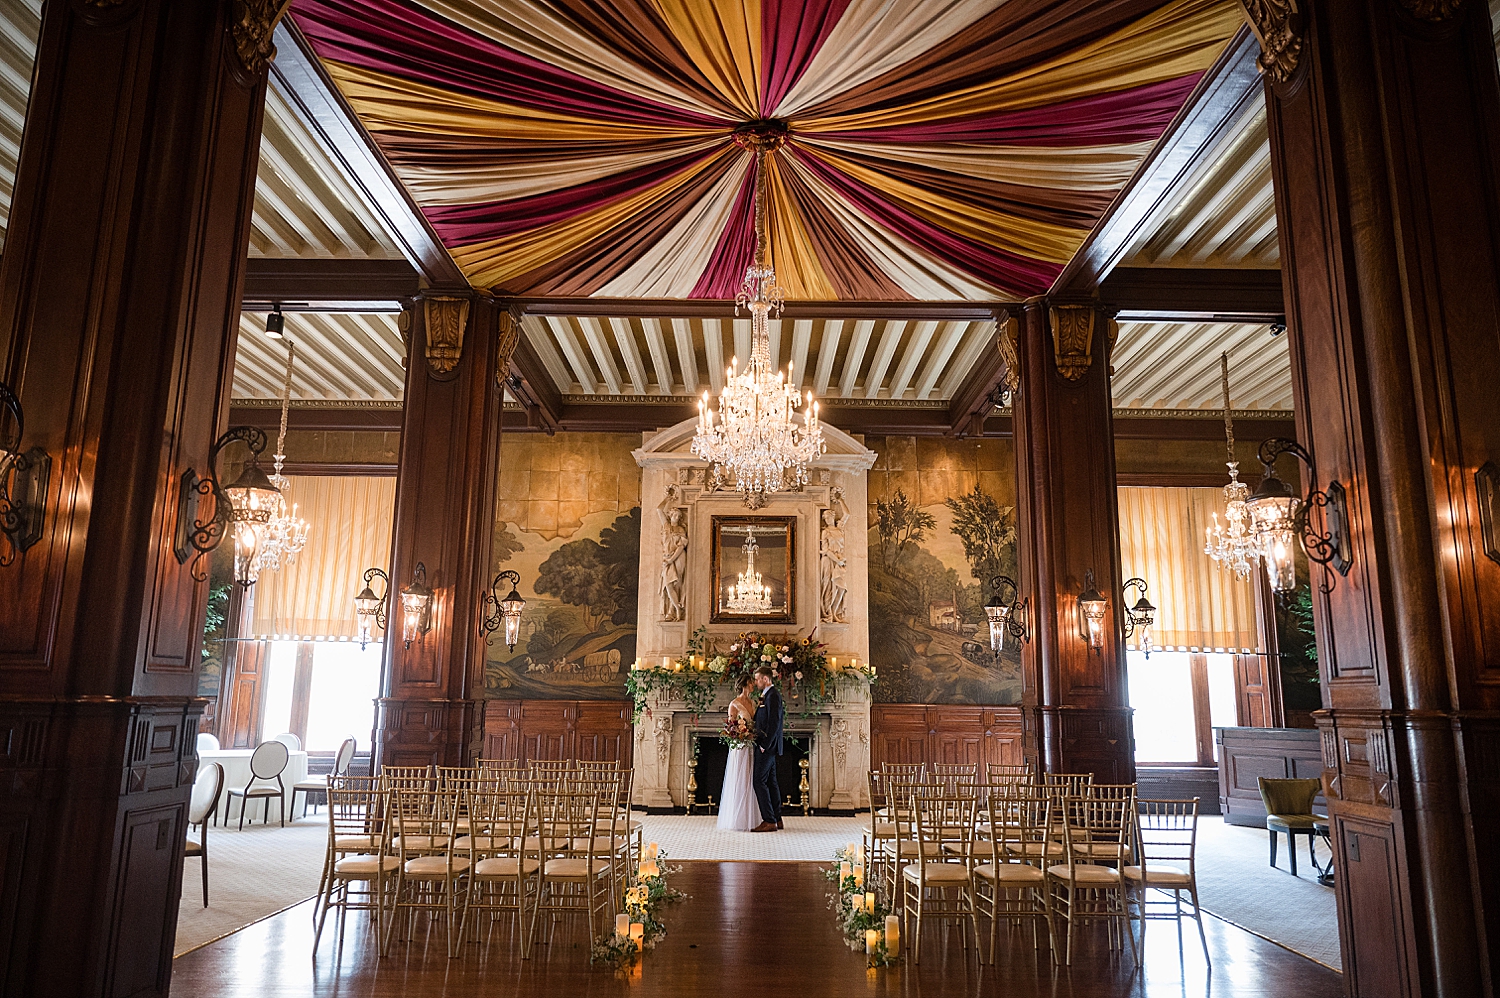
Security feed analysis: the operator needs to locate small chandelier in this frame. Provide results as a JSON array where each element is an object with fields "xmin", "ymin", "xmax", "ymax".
[
  {"xmin": 176, "ymin": 426, "xmax": 282, "ymax": 587},
  {"xmin": 480, "ymin": 569, "xmax": 527, "ymax": 651},
  {"xmin": 1245, "ymin": 438, "xmax": 1352, "ymax": 595},
  {"xmin": 692, "ymin": 122, "xmax": 823, "ymax": 509},
  {"xmin": 353, "ymin": 567, "xmax": 389, "ymax": 651},
  {"xmin": 725, "ymin": 525, "xmax": 773, "ymax": 614},
  {"xmin": 1204, "ymin": 352, "xmax": 1257, "ymax": 579},
  {"xmin": 254, "ymin": 341, "xmax": 310, "ymax": 575}
]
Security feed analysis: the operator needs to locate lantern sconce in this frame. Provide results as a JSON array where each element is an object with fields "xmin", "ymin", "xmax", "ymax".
[
  {"xmin": 399, "ymin": 562, "xmax": 434, "ymax": 649},
  {"xmin": 983, "ymin": 574, "xmax": 1029, "ymax": 657},
  {"xmin": 1078, "ymin": 570, "xmax": 1109, "ymax": 653},
  {"xmin": 174, "ymin": 426, "xmax": 282, "ymax": 587},
  {"xmin": 0, "ymin": 379, "xmax": 51, "ymax": 566},
  {"xmin": 353, "ymin": 567, "xmax": 390, "ymax": 651},
  {"xmin": 480, "ymin": 569, "xmax": 527, "ymax": 651},
  {"xmin": 1245, "ymin": 438, "xmax": 1352, "ymax": 595},
  {"xmin": 1121, "ymin": 577, "xmax": 1157, "ymax": 659}
]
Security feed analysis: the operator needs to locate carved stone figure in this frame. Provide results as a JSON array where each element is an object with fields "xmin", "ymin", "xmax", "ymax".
[
  {"xmin": 820, "ymin": 489, "xmax": 849, "ymax": 623},
  {"xmin": 658, "ymin": 485, "xmax": 688, "ymax": 621}
]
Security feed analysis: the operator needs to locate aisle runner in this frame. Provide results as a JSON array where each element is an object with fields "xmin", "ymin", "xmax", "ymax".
[
  {"xmin": 635, "ymin": 815, "xmax": 864, "ymax": 861},
  {"xmin": 174, "ymin": 815, "xmax": 326, "ymax": 957}
]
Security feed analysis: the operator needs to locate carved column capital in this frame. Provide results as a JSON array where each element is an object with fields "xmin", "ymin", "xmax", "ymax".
[
  {"xmin": 230, "ymin": 0, "xmax": 292, "ymax": 76},
  {"xmin": 1238, "ymin": 0, "xmax": 1304, "ymax": 86},
  {"xmin": 1395, "ymin": 0, "xmax": 1465, "ymax": 20},
  {"xmin": 1049, "ymin": 305, "xmax": 1097, "ymax": 381},
  {"xmin": 422, "ymin": 295, "xmax": 471, "ymax": 375},
  {"xmin": 496, "ymin": 307, "xmax": 522, "ymax": 383},
  {"xmin": 997, "ymin": 314, "xmax": 1021, "ymax": 394}
]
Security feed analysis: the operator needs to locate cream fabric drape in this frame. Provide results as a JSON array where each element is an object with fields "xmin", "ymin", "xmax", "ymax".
[
  {"xmin": 248, "ymin": 476, "xmax": 396, "ymax": 640},
  {"xmin": 1117, "ymin": 486, "xmax": 1261, "ymax": 653}
]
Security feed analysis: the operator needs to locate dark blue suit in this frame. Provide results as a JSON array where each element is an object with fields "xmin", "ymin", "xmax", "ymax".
[{"xmin": 753, "ymin": 684, "xmax": 784, "ymax": 824}]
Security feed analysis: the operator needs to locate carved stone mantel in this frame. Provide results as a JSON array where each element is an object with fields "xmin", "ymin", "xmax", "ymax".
[{"xmin": 631, "ymin": 681, "xmax": 872, "ymax": 811}]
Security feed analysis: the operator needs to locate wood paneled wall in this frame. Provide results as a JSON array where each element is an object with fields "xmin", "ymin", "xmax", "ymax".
[
  {"xmin": 482, "ymin": 700, "xmax": 633, "ymax": 767},
  {"xmin": 869, "ymin": 705, "xmax": 1023, "ymax": 772}
]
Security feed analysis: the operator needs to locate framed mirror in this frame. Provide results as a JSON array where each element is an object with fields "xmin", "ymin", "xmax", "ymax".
[{"xmin": 711, "ymin": 516, "xmax": 795, "ymax": 624}]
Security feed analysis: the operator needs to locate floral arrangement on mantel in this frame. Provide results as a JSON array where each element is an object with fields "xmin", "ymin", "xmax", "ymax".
[
  {"xmin": 825, "ymin": 844, "xmax": 901, "ymax": 967},
  {"xmin": 590, "ymin": 843, "xmax": 687, "ymax": 971},
  {"xmin": 624, "ymin": 626, "xmax": 874, "ymax": 723}
]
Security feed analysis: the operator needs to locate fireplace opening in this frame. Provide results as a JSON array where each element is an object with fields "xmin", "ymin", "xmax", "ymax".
[{"xmin": 690, "ymin": 733, "xmax": 812, "ymax": 815}]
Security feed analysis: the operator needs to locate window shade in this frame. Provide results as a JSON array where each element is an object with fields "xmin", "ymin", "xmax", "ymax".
[
  {"xmin": 248, "ymin": 475, "xmax": 396, "ymax": 641},
  {"xmin": 1116, "ymin": 486, "xmax": 1261, "ymax": 653}
]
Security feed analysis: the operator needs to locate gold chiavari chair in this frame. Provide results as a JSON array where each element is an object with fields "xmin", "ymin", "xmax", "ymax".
[
  {"xmin": 900, "ymin": 788, "xmax": 980, "ymax": 964},
  {"xmin": 879, "ymin": 774, "xmax": 932, "ymax": 908},
  {"xmin": 865, "ymin": 771, "xmax": 897, "ymax": 899},
  {"xmin": 974, "ymin": 789, "xmax": 1057, "ymax": 965},
  {"xmin": 986, "ymin": 762, "xmax": 1035, "ymax": 787},
  {"xmin": 385, "ymin": 787, "xmax": 469, "ymax": 957},
  {"xmin": 313, "ymin": 774, "xmax": 384, "ymax": 925},
  {"xmin": 382, "ymin": 764, "xmax": 434, "ymax": 787},
  {"xmin": 314, "ymin": 782, "xmax": 397, "ymax": 956},
  {"xmin": 1040, "ymin": 772, "xmax": 1094, "ymax": 796},
  {"xmin": 576, "ymin": 759, "xmax": 621, "ymax": 772},
  {"xmin": 459, "ymin": 783, "xmax": 540, "ymax": 957},
  {"xmin": 1046, "ymin": 794, "xmax": 1137, "ymax": 965},
  {"xmin": 1125, "ymin": 798, "xmax": 1208, "ymax": 963},
  {"xmin": 1072, "ymin": 785, "xmax": 1137, "ymax": 862},
  {"xmin": 572, "ymin": 770, "xmax": 628, "ymax": 900},
  {"xmin": 476, "ymin": 758, "xmax": 523, "ymax": 780},
  {"xmin": 528, "ymin": 759, "xmax": 576, "ymax": 778},
  {"xmin": 882, "ymin": 762, "xmax": 926, "ymax": 782},
  {"xmin": 532, "ymin": 782, "xmax": 614, "ymax": 944}
]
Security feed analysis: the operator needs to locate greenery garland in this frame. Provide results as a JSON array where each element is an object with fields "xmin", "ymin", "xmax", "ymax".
[{"xmin": 590, "ymin": 849, "xmax": 687, "ymax": 971}]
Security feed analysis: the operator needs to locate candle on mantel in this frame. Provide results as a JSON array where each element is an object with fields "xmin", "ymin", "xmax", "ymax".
[
  {"xmin": 629, "ymin": 923, "xmax": 645, "ymax": 948},
  {"xmin": 616, "ymin": 913, "xmax": 630, "ymax": 938},
  {"xmin": 885, "ymin": 915, "xmax": 900, "ymax": 957},
  {"xmin": 830, "ymin": 656, "xmax": 838, "ymax": 672},
  {"xmin": 864, "ymin": 892, "xmax": 876, "ymax": 914},
  {"xmin": 865, "ymin": 929, "xmax": 879, "ymax": 955}
]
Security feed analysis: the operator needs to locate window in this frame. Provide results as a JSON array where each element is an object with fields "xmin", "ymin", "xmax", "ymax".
[
  {"xmin": 257, "ymin": 639, "xmax": 382, "ymax": 752},
  {"xmin": 1127, "ymin": 650, "xmax": 1243, "ymax": 766}
]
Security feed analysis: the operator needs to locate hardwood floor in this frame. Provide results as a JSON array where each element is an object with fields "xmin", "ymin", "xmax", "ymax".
[{"xmin": 171, "ymin": 862, "xmax": 1343, "ymax": 997}]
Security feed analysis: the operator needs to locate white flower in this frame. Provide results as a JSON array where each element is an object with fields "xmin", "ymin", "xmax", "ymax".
[
  {"xmin": 730, "ymin": 643, "xmax": 739, "ymax": 652},
  {"xmin": 795, "ymin": 671, "xmax": 804, "ymax": 680},
  {"xmin": 761, "ymin": 654, "xmax": 772, "ymax": 662},
  {"xmin": 781, "ymin": 654, "xmax": 792, "ymax": 663}
]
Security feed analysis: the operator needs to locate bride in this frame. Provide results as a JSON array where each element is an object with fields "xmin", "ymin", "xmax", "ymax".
[{"xmin": 717, "ymin": 677, "xmax": 762, "ymax": 831}]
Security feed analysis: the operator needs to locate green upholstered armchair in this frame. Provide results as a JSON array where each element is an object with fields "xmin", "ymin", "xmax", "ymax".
[{"xmin": 1257, "ymin": 777, "xmax": 1326, "ymax": 877}]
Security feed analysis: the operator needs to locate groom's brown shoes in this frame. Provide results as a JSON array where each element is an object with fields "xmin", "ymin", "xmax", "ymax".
[
  {"xmin": 751, "ymin": 822, "xmax": 777, "ymax": 833},
  {"xmin": 776, "ymin": 820, "xmax": 784, "ymax": 829}
]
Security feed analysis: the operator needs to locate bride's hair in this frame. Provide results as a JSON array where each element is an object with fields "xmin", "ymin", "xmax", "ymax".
[{"xmin": 739, "ymin": 676, "xmax": 756, "ymax": 694}]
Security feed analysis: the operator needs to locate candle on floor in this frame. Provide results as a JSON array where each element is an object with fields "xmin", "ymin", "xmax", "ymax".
[
  {"xmin": 885, "ymin": 915, "xmax": 900, "ymax": 957},
  {"xmin": 840, "ymin": 861, "xmax": 851, "ymax": 882},
  {"xmin": 852, "ymin": 864, "xmax": 863, "ymax": 888},
  {"xmin": 846, "ymin": 840, "xmax": 857, "ymax": 856},
  {"xmin": 646, "ymin": 842, "xmax": 658, "ymax": 859},
  {"xmin": 864, "ymin": 891, "xmax": 876, "ymax": 914},
  {"xmin": 616, "ymin": 913, "xmax": 630, "ymax": 937},
  {"xmin": 865, "ymin": 929, "xmax": 879, "ymax": 955},
  {"xmin": 629, "ymin": 923, "xmax": 645, "ymax": 948}
]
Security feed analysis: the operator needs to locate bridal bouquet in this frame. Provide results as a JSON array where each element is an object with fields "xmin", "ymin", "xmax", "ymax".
[{"xmin": 719, "ymin": 714, "xmax": 756, "ymax": 750}]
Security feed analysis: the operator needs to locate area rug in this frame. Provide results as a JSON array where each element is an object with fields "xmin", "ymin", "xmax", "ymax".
[
  {"xmin": 174, "ymin": 813, "xmax": 327, "ymax": 957},
  {"xmin": 1193, "ymin": 816, "xmax": 1342, "ymax": 970},
  {"xmin": 634, "ymin": 814, "xmax": 865, "ymax": 862}
]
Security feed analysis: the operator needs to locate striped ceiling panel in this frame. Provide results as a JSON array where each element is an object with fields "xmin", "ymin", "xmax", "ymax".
[
  {"xmin": 233, "ymin": 311, "xmax": 405, "ymax": 402},
  {"xmin": 1112, "ymin": 319, "xmax": 1292, "ymax": 411},
  {"xmin": 290, "ymin": 0, "xmax": 1246, "ymax": 301}
]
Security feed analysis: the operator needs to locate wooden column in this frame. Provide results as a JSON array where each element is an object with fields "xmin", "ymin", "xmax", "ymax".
[
  {"xmin": 1012, "ymin": 302, "xmax": 1135, "ymax": 785},
  {"xmin": 0, "ymin": 2, "xmax": 270, "ymax": 994},
  {"xmin": 375, "ymin": 298, "xmax": 513, "ymax": 771},
  {"xmin": 1250, "ymin": 0, "xmax": 1499, "ymax": 993}
]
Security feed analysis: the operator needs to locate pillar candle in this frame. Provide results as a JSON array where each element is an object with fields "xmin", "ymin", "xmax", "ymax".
[
  {"xmin": 885, "ymin": 915, "xmax": 900, "ymax": 957},
  {"xmin": 616, "ymin": 913, "xmax": 629, "ymax": 938},
  {"xmin": 846, "ymin": 840, "xmax": 857, "ymax": 856},
  {"xmin": 852, "ymin": 865, "xmax": 863, "ymax": 888},
  {"xmin": 629, "ymin": 923, "xmax": 645, "ymax": 948},
  {"xmin": 865, "ymin": 929, "xmax": 879, "ymax": 955},
  {"xmin": 830, "ymin": 656, "xmax": 838, "ymax": 671},
  {"xmin": 840, "ymin": 861, "xmax": 851, "ymax": 882},
  {"xmin": 646, "ymin": 842, "xmax": 659, "ymax": 858},
  {"xmin": 864, "ymin": 892, "xmax": 876, "ymax": 914}
]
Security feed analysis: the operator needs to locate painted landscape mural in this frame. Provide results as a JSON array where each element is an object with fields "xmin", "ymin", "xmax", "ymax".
[
  {"xmin": 484, "ymin": 434, "xmax": 641, "ymax": 700},
  {"xmin": 866, "ymin": 437, "xmax": 1022, "ymax": 705}
]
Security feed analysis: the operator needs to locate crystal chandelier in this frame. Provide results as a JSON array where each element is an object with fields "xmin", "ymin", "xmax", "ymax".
[
  {"xmin": 692, "ymin": 124, "xmax": 823, "ymax": 509},
  {"xmin": 726, "ymin": 525, "xmax": 773, "ymax": 614},
  {"xmin": 1204, "ymin": 351, "xmax": 1256, "ymax": 579},
  {"xmin": 255, "ymin": 341, "xmax": 311, "ymax": 577}
]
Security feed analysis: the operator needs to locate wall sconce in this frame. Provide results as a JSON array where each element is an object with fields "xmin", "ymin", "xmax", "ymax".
[
  {"xmin": 1078, "ymin": 570, "xmax": 1108, "ymax": 652},
  {"xmin": 0, "ymin": 379, "xmax": 51, "ymax": 566},
  {"xmin": 983, "ymin": 574, "xmax": 1029, "ymax": 656},
  {"xmin": 353, "ymin": 567, "xmax": 389, "ymax": 651},
  {"xmin": 399, "ymin": 562, "xmax": 433, "ymax": 649},
  {"xmin": 480, "ymin": 569, "xmax": 527, "ymax": 651},
  {"xmin": 175, "ymin": 426, "xmax": 281, "ymax": 587},
  {"xmin": 1245, "ymin": 438, "xmax": 1352, "ymax": 594},
  {"xmin": 1121, "ymin": 577, "xmax": 1157, "ymax": 658}
]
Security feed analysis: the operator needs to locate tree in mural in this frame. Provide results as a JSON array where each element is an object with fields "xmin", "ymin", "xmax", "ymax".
[
  {"xmin": 944, "ymin": 484, "xmax": 1018, "ymax": 603},
  {"xmin": 493, "ymin": 521, "xmax": 524, "ymax": 565},
  {"xmin": 875, "ymin": 489, "xmax": 937, "ymax": 575},
  {"xmin": 534, "ymin": 507, "xmax": 642, "ymax": 632}
]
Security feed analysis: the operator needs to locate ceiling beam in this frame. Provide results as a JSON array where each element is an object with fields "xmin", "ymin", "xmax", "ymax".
[
  {"xmin": 227, "ymin": 404, "xmax": 403, "ymax": 432},
  {"xmin": 270, "ymin": 21, "xmax": 465, "ymax": 286},
  {"xmin": 1050, "ymin": 27, "xmax": 1264, "ymax": 298},
  {"xmin": 1103, "ymin": 267, "xmax": 1285, "ymax": 321},
  {"xmin": 519, "ymin": 296, "xmax": 1001, "ymax": 322},
  {"xmin": 946, "ymin": 322, "xmax": 1006, "ymax": 436},
  {"xmin": 508, "ymin": 334, "xmax": 563, "ymax": 432},
  {"xmin": 241, "ymin": 258, "xmax": 420, "ymax": 308}
]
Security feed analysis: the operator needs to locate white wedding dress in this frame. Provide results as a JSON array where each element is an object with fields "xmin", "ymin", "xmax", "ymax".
[{"xmin": 717, "ymin": 701, "xmax": 761, "ymax": 831}]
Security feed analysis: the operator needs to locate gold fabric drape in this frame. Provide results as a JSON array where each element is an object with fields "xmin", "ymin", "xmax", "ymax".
[
  {"xmin": 1116, "ymin": 486, "xmax": 1260, "ymax": 653},
  {"xmin": 248, "ymin": 476, "xmax": 396, "ymax": 641}
]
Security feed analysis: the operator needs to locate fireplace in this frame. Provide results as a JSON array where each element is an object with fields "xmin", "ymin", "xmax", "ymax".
[{"xmin": 689, "ymin": 732, "xmax": 812, "ymax": 815}]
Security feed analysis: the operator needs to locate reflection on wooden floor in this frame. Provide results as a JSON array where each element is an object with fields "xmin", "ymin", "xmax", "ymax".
[{"xmin": 170, "ymin": 861, "xmax": 1344, "ymax": 997}]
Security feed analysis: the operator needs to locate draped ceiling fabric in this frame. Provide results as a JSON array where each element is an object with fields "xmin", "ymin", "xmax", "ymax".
[{"xmin": 290, "ymin": 0, "xmax": 1243, "ymax": 301}]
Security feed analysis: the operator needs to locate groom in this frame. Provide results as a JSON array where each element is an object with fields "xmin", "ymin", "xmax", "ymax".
[{"xmin": 751, "ymin": 666, "xmax": 784, "ymax": 832}]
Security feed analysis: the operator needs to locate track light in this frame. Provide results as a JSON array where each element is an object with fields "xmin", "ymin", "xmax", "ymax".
[{"xmin": 265, "ymin": 306, "xmax": 285, "ymax": 339}]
